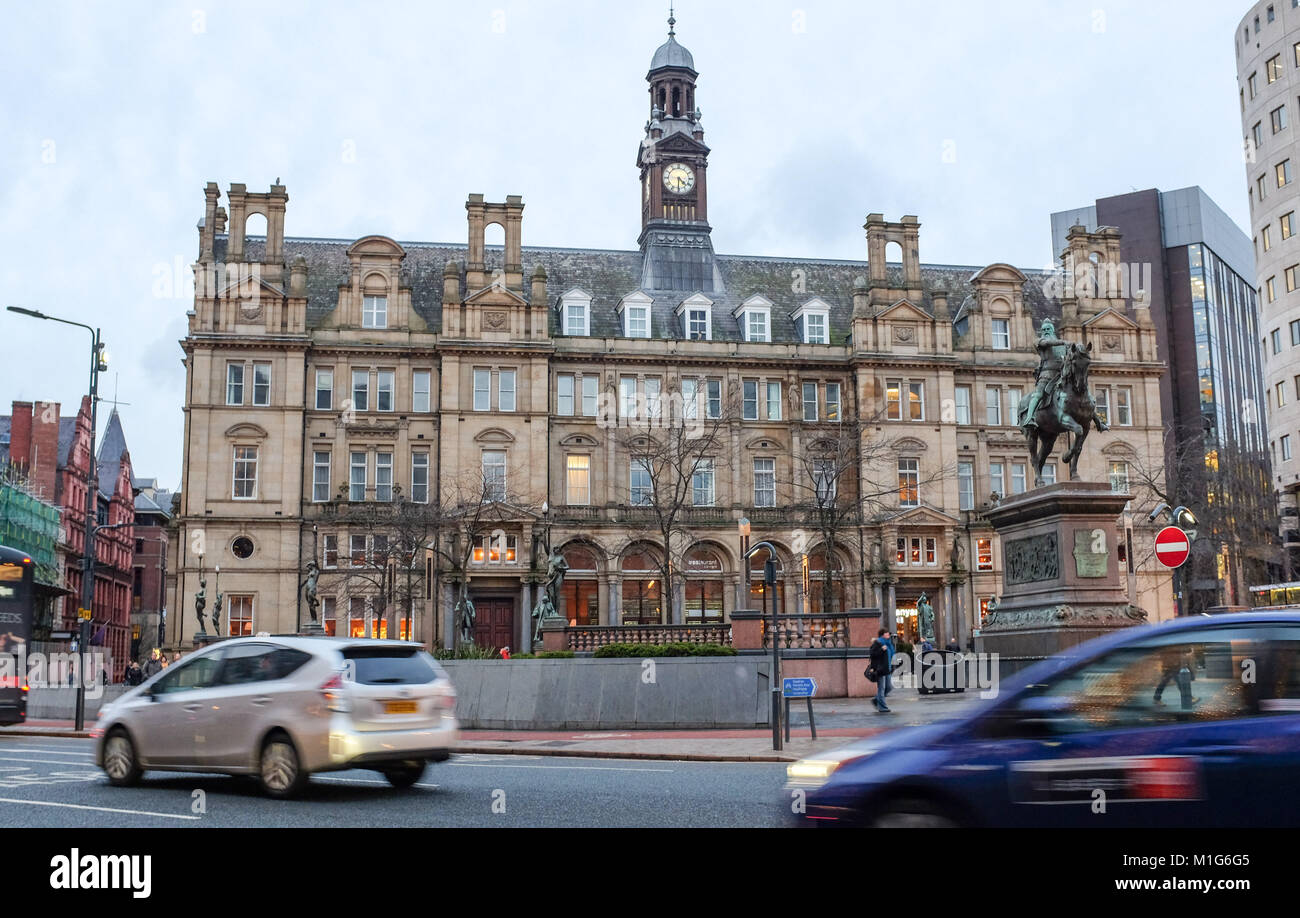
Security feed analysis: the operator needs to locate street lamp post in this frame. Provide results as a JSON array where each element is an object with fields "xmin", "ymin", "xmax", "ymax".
[
  {"xmin": 744, "ymin": 539, "xmax": 781, "ymax": 751},
  {"xmin": 8, "ymin": 307, "xmax": 107, "ymax": 732},
  {"xmin": 738, "ymin": 517, "xmax": 751, "ymax": 609}
]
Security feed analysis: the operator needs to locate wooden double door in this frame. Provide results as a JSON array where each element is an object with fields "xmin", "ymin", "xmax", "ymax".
[{"xmin": 473, "ymin": 598, "xmax": 515, "ymax": 651}]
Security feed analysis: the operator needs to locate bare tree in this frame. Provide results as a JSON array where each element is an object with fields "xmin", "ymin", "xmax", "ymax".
[
  {"xmin": 612, "ymin": 380, "xmax": 734, "ymax": 624},
  {"xmin": 789, "ymin": 410, "xmax": 952, "ymax": 613}
]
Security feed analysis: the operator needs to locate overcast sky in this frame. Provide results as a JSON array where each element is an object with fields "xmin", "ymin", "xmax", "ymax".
[{"xmin": 0, "ymin": 0, "xmax": 1254, "ymax": 490}]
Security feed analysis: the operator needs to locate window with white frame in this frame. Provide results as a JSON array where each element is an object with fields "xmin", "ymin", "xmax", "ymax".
[
  {"xmin": 1041, "ymin": 462, "xmax": 1057, "ymax": 485},
  {"xmin": 350, "ymin": 534, "xmax": 367, "ymax": 566},
  {"xmin": 227, "ymin": 595, "xmax": 253, "ymax": 637},
  {"xmin": 1109, "ymin": 460, "xmax": 1130, "ymax": 494},
  {"xmin": 482, "ymin": 450, "xmax": 506, "ymax": 501},
  {"xmin": 813, "ymin": 458, "xmax": 837, "ymax": 506},
  {"xmin": 745, "ymin": 308, "xmax": 770, "ymax": 342},
  {"xmin": 362, "ymin": 295, "xmax": 387, "ymax": 329},
  {"xmin": 473, "ymin": 369, "xmax": 491, "ymax": 411},
  {"xmin": 473, "ymin": 532, "xmax": 517, "ymax": 565},
  {"xmin": 1010, "ymin": 461, "xmax": 1027, "ymax": 495},
  {"xmin": 682, "ymin": 378, "xmax": 699, "ymax": 420},
  {"xmin": 227, "ymin": 363, "xmax": 245, "ymax": 405},
  {"xmin": 629, "ymin": 458, "xmax": 653, "ymax": 505},
  {"xmin": 1094, "ymin": 387, "xmax": 1110, "ymax": 426},
  {"xmin": 315, "ymin": 369, "xmax": 333, "ymax": 411},
  {"xmin": 767, "ymin": 381, "xmax": 782, "ymax": 420},
  {"xmin": 375, "ymin": 452, "xmax": 393, "ymax": 502},
  {"xmin": 827, "ymin": 383, "xmax": 842, "ymax": 422},
  {"xmin": 886, "ymin": 379, "xmax": 902, "ymax": 420},
  {"xmin": 412, "ymin": 370, "xmax": 431, "ymax": 413},
  {"xmin": 499, "ymin": 369, "xmax": 517, "ymax": 412},
  {"xmin": 990, "ymin": 461, "xmax": 1005, "ymax": 498},
  {"xmin": 898, "ymin": 458, "xmax": 919, "ymax": 507},
  {"xmin": 955, "ymin": 385, "xmax": 971, "ymax": 425},
  {"xmin": 803, "ymin": 312, "xmax": 828, "ymax": 344},
  {"xmin": 625, "ymin": 304, "xmax": 650, "ymax": 338},
  {"xmin": 376, "ymin": 370, "xmax": 394, "ymax": 412},
  {"xmin": 563, "ymin": 295, "xmax": 590, "ymax": 336},
  {"xmin": 753, "ymin": 458, "xmax": 776, "ymax": 507},
  {"xmin": 706, "ymin": 379, "xmax": 722, "ymax": 419},
  {"xmin": 411, "ymin": 452, "xmax": 429, "ymax": 503},
  {"xmin": 1007, "ymin": 388, "xmax": 1021, "ymax": 426},
  {"xmin": 619, "ymin": 376, "xmax": 637, "ymax": 418},
  {"xmin": 743, "ymin": 380, "xmax": 759, "ymax": 420},
  {"xmin": 352, "ymin": 369, "xmax": 369, "ymax": 411},
  {"xmin": 350, "ymin": 451, "xmax": 366, "ymax": 501},
  {"xmin": 686, "ymin": 307, "xmax": 710, "ymax": 340},
  {"xmin": 322, "ymin": 533, "xmax": 338, "ymax": 568},
  {"xmin": 1114, "ymin": 387, "xmax": 1131, "ymax": 425},
  {"xmin": 313, "ymin": 451, "xmax": 331, "ymax": 502},
  {"xmin": 907, "ymin": 381, "xmax": 923, "ymax": 421},
  {"xmin": 986, "ymin": 387, "xmax": 1001, "ymax": 426},
  {"xmin": 958, "ymin": 461, "xmax": 974, "ymax": 510},
  {"xmin": 1283, "ymin": 434, "xmax": 1293, "ymax": 461},
  {"xmin": 692, "ymin": 458, "xmax": 715, "ymax": 506},
  {"xmin": 991, "ymin": 318, "xmax": 1011, "ymax": 350},
  {"xmin": 644, "ymin": 377, "xmax": 662, "ymax": 420},
  {"xmin": 557, "ymin": 374, "xmax": 575, "ymax": 416},
  {"xmin": 803, "ymin": 383, "xmax": 819, "ymax": 422},
  {"xmin": 566, "ymin": 454, "xmax": 590, "ymax": 505},
  {"xmin": 977, "ymin": 538, "xmax": 993, "ymax": 571},
  {"xmin": 582, "ymin": 376, "xmax": 598, "ymax": 417},
  {"xmin": 252, "ymin": 362, "xmax": 271, "ymax": 406},
  {"xmin": 233, "ymin": 446, "xmax": 257, "ymax": 499}
]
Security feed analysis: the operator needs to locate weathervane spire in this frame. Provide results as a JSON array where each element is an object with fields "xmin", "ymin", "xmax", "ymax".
[{"xmin": 668, "ymin": 3, "xmax": 675, "ymax": 38}]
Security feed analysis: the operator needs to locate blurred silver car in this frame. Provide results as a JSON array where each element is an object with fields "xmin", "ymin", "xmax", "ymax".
[{"xmin": 94, "ymin": 636, "xmax": 458, "ymax": 797}]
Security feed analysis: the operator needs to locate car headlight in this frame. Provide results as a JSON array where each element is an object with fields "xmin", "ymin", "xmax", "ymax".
[{"xmin": 787, "ymin": 751, "xmax": 872, "ymax": 783}]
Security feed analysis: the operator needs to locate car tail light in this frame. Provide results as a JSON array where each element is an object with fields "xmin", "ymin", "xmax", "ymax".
[{"xmin": 320, "ymin": 673, "xmax": 351, "ymax": 713}]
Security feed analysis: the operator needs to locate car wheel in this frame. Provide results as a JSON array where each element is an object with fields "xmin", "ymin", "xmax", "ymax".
[
  {"xmin": 259, "ymin": 733, "xmax": 307, "ymax": 799},
  {"xmin": 103, "ymin": 730, "xmax": 142, "ymax": 787},
  {"xmin": 870, "ymin": 797, "xmax": 959, "ymax": 828},
  {"xmin": 382, "ymin": 760, "xmax": 426, "ymax": 789}
]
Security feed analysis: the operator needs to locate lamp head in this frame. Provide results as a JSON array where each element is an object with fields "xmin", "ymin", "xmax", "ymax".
[{"xmin": 738, "ymin": 517, "xmax": 751, "ymax": 538}]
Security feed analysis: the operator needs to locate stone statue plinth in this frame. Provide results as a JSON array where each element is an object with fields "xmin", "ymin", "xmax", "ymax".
[
  {"xmin": 299, "ymin": 620, "xmax": 327, "ymax": 637},
  {"xmin": 975, "ymin": 481, "xmax": 1147, "ymax": 674}
]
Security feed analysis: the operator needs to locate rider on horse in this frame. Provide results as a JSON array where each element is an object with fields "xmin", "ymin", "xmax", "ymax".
[{"xmin": 1018, "ymin": 318, "xmax": 1069, "ymax": 433}]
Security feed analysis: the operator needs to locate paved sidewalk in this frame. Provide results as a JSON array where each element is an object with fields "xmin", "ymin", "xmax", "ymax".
[{"xmin": 1, "ymin": 689, "xmax": 990, "ymax": 762}]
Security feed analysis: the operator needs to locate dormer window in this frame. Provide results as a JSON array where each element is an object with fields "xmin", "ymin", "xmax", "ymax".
[
  {"xmin": 560, "ymin": 289, "xmax": 592, "ymax": 336},
  {"xmin": 735, "ymin": 295, "xmax": 772, "ymax": 342},
  {"xmin": 792, "ymin": 299, "xmax": 831, "ymax": 345},
  {"xmin": 676, "ymin": 293, "xmax": 714, "ymax": 341},
  {"xmin": 363, "ymin": 295, "xmax": 387, "ymax": 329},
  {"xmin": 617, "ymin": 291, "xmax": 654, "ymax": 338},
  {"xmin": 991, "ymin": 318, "xmax": 1011, "ymax": 350}
]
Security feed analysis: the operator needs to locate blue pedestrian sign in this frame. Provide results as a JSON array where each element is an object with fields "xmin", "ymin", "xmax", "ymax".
[{"xmin": 782, "ymin": 677, "xmax": 817, "ymax": 698}]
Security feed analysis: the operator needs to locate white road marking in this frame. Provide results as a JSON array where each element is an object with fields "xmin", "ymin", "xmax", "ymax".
[
  {"xmin": 0, "ymin": 746, "xmax": 95, "ymax": 757},
  {"xmin": 449, "ymin": 761, "xmax": 674, "ymax": 773},
  {"xmin": 0, "ymin": 796, "xmax": 200, "ymax": 820},
  {"xmin": 0, "ymin": 755, "xmax": 106, "ymax": 767},
  {"xmin": 315, "ymin": 776, "xmax": 441, "ymax": 789}
]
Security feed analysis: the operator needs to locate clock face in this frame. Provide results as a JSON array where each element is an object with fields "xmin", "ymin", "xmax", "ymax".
[{"xmin": 663, "ymin": 162, "xmax": 695, "ymax": 194}]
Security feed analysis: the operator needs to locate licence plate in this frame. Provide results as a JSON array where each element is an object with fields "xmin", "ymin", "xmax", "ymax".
[{"xmin": 384, "ymin": 700, "xmax": 418, "ymax": 715}]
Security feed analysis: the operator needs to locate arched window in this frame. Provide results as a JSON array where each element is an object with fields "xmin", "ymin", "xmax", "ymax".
[
  {"xmin": 683, "ymin": 546, "xmax": 724, "ymax": 623},
  {"xmin": 807, "ymin": 547, "xmax": 845, "ymax": 614},
  {"xmin": 561, "ymin": 545, "xmax": 600, "ymax": 627},
  {"xmin": 621, "ymin": 548, "xmax": 662, "ymax": 625},
  {"xmin": 748, "ymin": 547, "xmax": 785, "ymax": 613}
]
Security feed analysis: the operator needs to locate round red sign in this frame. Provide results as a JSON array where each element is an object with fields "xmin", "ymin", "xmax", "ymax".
[{"xmin": 1154, "ymin": 526, "xmax": 1191, "ymax": 569}]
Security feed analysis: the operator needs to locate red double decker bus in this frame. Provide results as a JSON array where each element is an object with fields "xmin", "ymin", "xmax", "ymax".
[{"xmin": 0, "ymin": 545, "xmax": 33, "ymax": 725}]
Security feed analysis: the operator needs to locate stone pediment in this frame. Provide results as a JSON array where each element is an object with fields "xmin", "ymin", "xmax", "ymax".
[
  {"xmin": 1083, "ymin": 307, "xmax": 1138, "ymax": 330},
  {"xmin": 655, "ymin": 133, "xmax": 709, "ymax": 155},
  {"xmin": 890, "ymin": 436, "xmax": 929, "ymax": 454},
  {"xmin": 875, "ymin": 299, "xmax": 931, "ymax": 322},
  {"xmin": 745, "ymin": 435, "xmax": 786, "ymax": 451},
  {"xmin": 464, "ymin": 284, "xmax": 528, "ymax": 307},
  {"xmin": 970, "ymin": 262, "xmax": 1028, "ymax": 285},
  {"xmin": 473, "ymin": 427, "xmax": 516, "ymax": 444},
  {"xmin": 219, "ymin": 273, "xmax": 285, "ymax": 300},
  {"xmin": 346, "ymin": 235, "xmax": 406, "ymax": 259},
  {"xmin": 559, "ymin": 433, "xmax": 599, "ymax": 448},
  {"xmin": 888, "ymin": 504, "xmax": 961, "ymax": 527},
  {"xmin": 224, "ymin": 423, "xmax": 268, "ymax": 440},
  {"xmin": 1101, "ymin": 439, "xmax": 1138, "ymax": 457}
]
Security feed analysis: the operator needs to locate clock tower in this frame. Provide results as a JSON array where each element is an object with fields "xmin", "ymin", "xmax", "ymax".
[{"xmin": 637, "ymin": 11, "xmax": 718, "ymax": 293}]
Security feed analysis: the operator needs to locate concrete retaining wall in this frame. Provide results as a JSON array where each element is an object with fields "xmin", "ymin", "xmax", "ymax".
[
  {"xmin": 25, "ymin": 685, "xmax": 131, "ymax": 720},
  {"xmin": 440, "ymin": 657, "xmax": 771, "ymax": 729}
]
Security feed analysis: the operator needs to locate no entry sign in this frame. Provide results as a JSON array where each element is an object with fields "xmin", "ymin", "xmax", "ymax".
[{"xmin": 1154, "ymin": 526, "xmax": 1191, "ymax": 569}]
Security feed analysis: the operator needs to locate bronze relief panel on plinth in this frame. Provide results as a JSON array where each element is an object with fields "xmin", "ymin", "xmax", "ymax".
[{"xmin": 1004, "ymin": 533, "xmax": 1059, "ymax": 585}]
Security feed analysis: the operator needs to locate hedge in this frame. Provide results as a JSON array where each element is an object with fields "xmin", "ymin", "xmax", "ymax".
[{"xmin": 592, "ymin": 642, "xmax": 737, "ymax": 658}]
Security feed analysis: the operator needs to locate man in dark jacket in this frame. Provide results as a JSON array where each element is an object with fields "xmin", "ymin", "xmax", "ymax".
[
  {"xmin": 868, "ymin": 629, "xmax": 892, "ymax": 713},
  {"xmin": 142, "ymin": 649, "xmax": 163, "ymax": 680}
]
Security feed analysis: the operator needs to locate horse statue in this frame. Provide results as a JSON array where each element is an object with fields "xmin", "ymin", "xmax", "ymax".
[{"xmin": 1021, "ymin": 338, "xmax": 1108, "ymax": 485}]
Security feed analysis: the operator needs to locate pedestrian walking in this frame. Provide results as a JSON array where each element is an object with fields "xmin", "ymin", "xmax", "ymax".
[
  {"xmin": 142, "ymin": 649, "xmax": 163, "ymax": 679},
  {"xmin": 868, "ymin": 629, "xmax": 892, "ymax": 713},
  {"xmin": 880, "ymin": 629, "xmax": 896, "ymax": 707},
  {"xmin": 124, "ymin": 660, "xmax": 143, "ymax": 686}
]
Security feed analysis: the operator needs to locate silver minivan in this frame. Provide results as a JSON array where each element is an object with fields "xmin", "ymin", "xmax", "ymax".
[{"xmin": 94, "ymin": 636, "xmax": 458, "ymax": 797}]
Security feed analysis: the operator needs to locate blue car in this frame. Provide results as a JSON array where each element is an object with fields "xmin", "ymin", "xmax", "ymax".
[{"xmin": 786, "ymin": 612, "xmax": 1300, "ymax": 827}]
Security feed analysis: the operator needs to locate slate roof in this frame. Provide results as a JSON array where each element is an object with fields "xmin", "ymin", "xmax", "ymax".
[
  {"xmin": 57, "ymin": 418, "xmax": 77, "ymax": 468},
  {"xmin": 95, "ymin": 410, "xmax": 129, "ymax": 499},
  {"xmin": 217, "ymin": 235, "xmax": 1064, "ymax": 346},
  {"xmin": 650, "ymin": 34, "xmax": 696, "ymax": 72},
  {"xmin": 134, "ymin": 488, "xmax": 172, "ymax": 518}
]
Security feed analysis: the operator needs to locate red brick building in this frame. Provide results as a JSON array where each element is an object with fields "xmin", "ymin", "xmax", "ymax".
[{"xmin": 1, "ymin": 398, "xmax": 135, "ymax": 677}]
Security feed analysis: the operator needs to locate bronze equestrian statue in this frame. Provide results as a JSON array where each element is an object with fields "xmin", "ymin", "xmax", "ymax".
[{"xmin": 1018, "ymin": 319, "xmax": 1108, "ymax": 486}]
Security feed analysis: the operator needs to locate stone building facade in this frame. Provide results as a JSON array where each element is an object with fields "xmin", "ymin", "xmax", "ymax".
[{"xmin": 169, "ymin": 23, "xmax": 1174, "ymax": 652}]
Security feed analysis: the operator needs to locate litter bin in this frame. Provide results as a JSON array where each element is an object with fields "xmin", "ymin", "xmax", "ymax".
[{"xmin": 917, "ymin": 649, "xmax": 965, "ymax": 695}]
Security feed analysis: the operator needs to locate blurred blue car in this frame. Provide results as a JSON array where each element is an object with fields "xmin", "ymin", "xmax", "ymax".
[{"xmin": 786, "ymin": 612, "xmax": 1300, "ymax": 827}]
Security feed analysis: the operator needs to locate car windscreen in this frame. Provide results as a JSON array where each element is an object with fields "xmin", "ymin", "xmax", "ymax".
[{"xmin": 341, "ymin": 646, "xmax": 441, "ymax": 685}]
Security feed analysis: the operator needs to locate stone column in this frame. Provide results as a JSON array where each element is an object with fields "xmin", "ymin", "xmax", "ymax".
[
  {"xmin": 607, "ymin": 574, "xmax": 621, "ymax": 626},
  {"xmin": 942, "ymin": 583, "xmax": 954, "ymax": 647},
  {"xmin": 519, "ymin": 580, "xmax": 533, "ymax": 653},
  {"xmin": 886, "ymin": 582, "xmax": 897, "ymax": 633}
]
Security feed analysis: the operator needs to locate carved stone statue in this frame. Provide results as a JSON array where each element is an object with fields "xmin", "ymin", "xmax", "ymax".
[
  {"xmin": 983, "ymin": 596, "xmax": 1000, "ymax": 627},
  {"xmin": 532, "ymin": 591, "xmax": 556, "ymax": 643},
  {"xmin": 545, "ymin": 549, "xmax": 569, "ymax": 595},
  {"xmin": 303, "ymin": 560, "xmax": 321, "ymax": 622},
  {"xmin": 917, "ymin": 592, "xmax": 935, "ymax": 643},
  {"xmin": 194, "ymin": 577, "xmax": 208, "ymax": 634},
  {"xmin": 1018, "ymin": 320, "xmax": 1109, "ymax": 485},
  {"xmin": 455, "ymin": 595, "xmax": 476, "ymax": 647}
]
